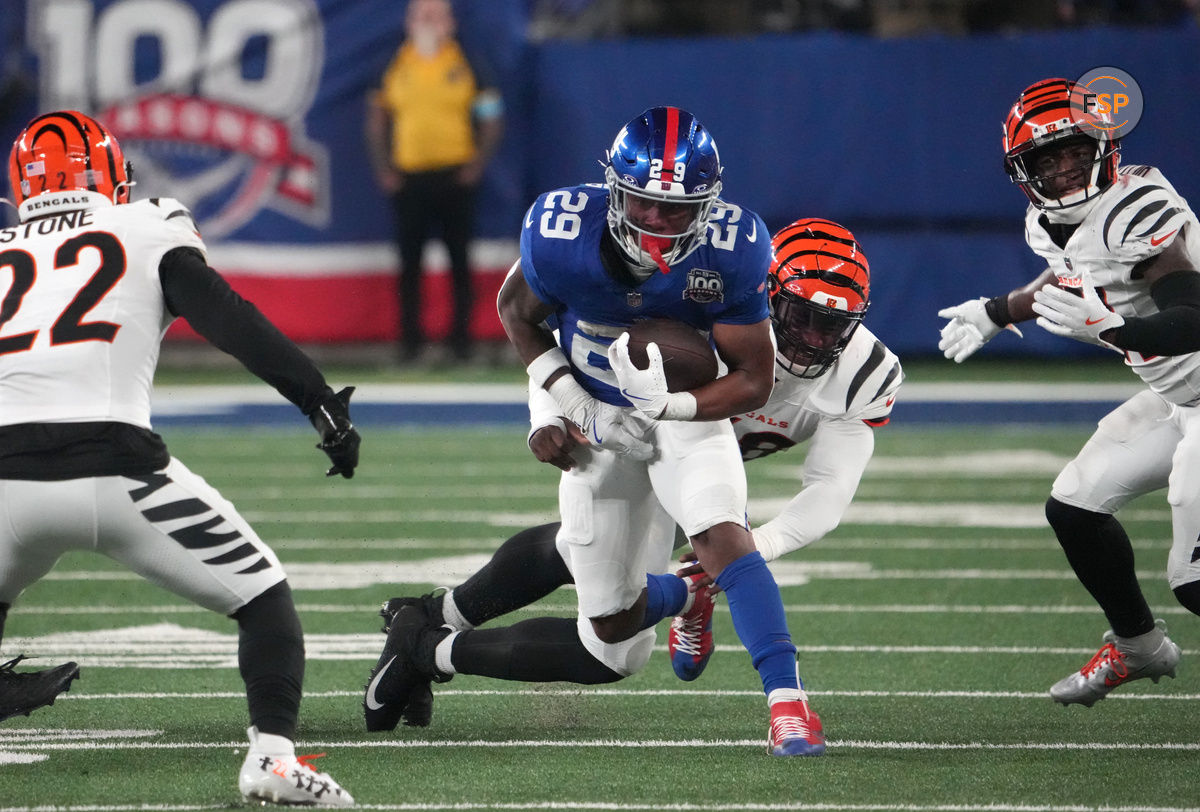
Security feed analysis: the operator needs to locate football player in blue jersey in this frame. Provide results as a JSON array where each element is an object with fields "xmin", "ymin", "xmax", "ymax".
[{"xmin": 364, "ymin": 106, "xmax": 825, "ymax": 756}]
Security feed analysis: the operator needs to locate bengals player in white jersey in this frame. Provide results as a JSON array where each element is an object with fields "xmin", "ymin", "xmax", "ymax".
[
  {"xmin": 938, "ymin": 78, "xmax": 1200, "ymax": 707},
  {"xmin": 369, "ymin": 218, "xmax": 900, "ymax": 725},
  {"xmin": 0, "ymin": 111, "xmax": 356, "ymax": 806}
]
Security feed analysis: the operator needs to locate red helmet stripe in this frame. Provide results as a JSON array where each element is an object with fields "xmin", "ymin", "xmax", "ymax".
[{"xmin": 659, "ymin": 106, "xmax": 679, "ymax": 191}]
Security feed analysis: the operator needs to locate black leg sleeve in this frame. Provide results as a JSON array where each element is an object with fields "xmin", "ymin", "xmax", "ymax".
[
  {"xmin": 1045, "ymin": 497, "xmax": 1156, "ymax": 637},
  {"xmin": 451, "ymin": 617, "xmax": 622, "ymax": 684},
  {"xmin": 231, "ymin": 582, "xmax": 304, "ymax": 740},
  {"xmin": 453, "ymin": 522, "xmax": 572, "ymax": 627}
]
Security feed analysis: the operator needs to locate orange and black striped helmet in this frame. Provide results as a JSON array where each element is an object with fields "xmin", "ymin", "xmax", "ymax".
[
  {"xmin": 768, "ymin": 218, "xmax": 869, "ymax": 379},
  {"xmin": 1002, "ymin": 78, "xmax": 1120, "ymax": 211},
  {"xmin": 8, "ymin": 110, "xmax": 132, "ymax": 217}
]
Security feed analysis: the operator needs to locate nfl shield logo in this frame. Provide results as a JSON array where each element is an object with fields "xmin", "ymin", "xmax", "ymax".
[{"xmin": 626, "ymin": 292, "xmax": 642, "ymax": 308}]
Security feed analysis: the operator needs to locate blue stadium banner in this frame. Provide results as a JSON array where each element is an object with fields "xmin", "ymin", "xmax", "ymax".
[{"xmin": 8, "ymin": 0, "xmax": 526, "ymax": 343}]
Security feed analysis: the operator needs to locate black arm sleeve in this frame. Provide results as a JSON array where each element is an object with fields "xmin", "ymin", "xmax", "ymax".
[
  {"xmin": 159, "ymin": 247, "xmax": 332, "ymax": 414},
  {"xmin": 1104, "ymin": 270, "xmax": 1200, "ymax": 356}
]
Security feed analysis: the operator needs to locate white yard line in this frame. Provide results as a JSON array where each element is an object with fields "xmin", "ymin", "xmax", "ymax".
[
  {"xmin": 0, "ymin": 805, "xmax": 1196, "ymax": 812},
  {"xmin": 12, "ymin": 602, "xmax": 1194, "ymax": 616},
  {"xmin": 1, "ymin": 737, "xmax": 1197, "ymax": 753},
  {"xmin": 38, "ymin": 688, "xmax": 1200, "ymax": 702}
]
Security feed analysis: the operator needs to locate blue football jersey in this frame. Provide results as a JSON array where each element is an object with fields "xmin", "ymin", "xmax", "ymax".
[{"xmin": 520, "ymin": 183, "xmax": 771, "ymax": 405}]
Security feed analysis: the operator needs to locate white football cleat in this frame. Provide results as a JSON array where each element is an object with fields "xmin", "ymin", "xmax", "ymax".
[{"xmin": 238, "ymin": 726, "xmax": 354, "ymax": 807}]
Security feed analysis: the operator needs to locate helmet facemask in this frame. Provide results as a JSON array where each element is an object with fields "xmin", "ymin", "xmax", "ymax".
[
  {"xmin": 771, "ymin": 285, "xmax": 866, "ymax": 379},
  {"xmin": 605, "ymin": 164, "xmax": 720, "ymax": 271},
  {"xmin": 1007, "ymin": 132, "xmax": 1118, "ymax": 212}
]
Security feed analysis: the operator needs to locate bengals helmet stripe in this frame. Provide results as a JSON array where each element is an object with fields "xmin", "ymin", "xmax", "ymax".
[
  {"xmin": 8, "ymin": 110, "xmax": 130, "ymax": 211},
  {"xmin": 771, "ymin": 218, "xmax": 870, "ymax": 301}
]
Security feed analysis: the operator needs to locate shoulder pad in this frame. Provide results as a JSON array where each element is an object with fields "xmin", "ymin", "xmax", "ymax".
[
  {"xmin": 804, "ymin": 328, "xmax": 903, "ymax": 420},
  {"xmin": 128, "ymin": 197, "xmax": 206, "ymax": 258},
  {"xmin": 1100, "ymin": 170, "xmax": 1190, "ymax": 257},
  {"xmin": 145, "ymin": 197, "xmax": 200, "ymax": 228}
]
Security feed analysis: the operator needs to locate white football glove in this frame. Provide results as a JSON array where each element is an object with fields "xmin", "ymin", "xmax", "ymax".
[
  {"xmin": 1032, "ymin": 276, "xmax": 1124, "ymax": 350},
  {"xmin": 937, "ymin": 297, "xmax": 1022, "ymax": 363},
  {"xmin": 606, "ymin": 332, "xmax": 697, "ymax": 421},
  {"xmin": 546, "ymin": 373, "xmax": 653, "ymax": 460}
]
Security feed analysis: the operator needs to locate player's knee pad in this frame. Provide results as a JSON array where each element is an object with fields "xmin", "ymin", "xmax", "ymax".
[
  {"xmin": 1173, "ymin": 581, "xmax": 1200, "ymax": 617},
  {"xmin": 576, "ymin": 617, "xmax": 655, "ymax": 677}
]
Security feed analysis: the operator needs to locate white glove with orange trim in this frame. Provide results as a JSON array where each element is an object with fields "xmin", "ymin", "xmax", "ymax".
[{"xmin": 1032, "ymin": 275, "xmax": 1124, "ymax": 350}]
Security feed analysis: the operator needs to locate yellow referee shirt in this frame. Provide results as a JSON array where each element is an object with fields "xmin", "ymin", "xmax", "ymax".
[{"xmin": 378, "ymin": 40, "xmax": 481, "ymax": 173}]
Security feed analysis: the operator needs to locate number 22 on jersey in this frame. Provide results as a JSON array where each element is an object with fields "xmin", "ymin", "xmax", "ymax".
[{"xmin": 0, "ymin": 230, "xmax": 125, "ymax": 355}]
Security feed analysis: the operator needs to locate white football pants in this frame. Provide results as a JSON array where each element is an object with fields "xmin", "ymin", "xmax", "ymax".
[
  {"xmin": 1052, "ymin": 389, "xmax": 1200, "ymax": 589},
  {"xmin": 0, "ymin": 457, "xmax": 286, "ymax": 614}
]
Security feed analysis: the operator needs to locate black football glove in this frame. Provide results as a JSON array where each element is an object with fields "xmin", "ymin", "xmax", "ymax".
[{"xmin": 308, "ymin": 386, "xmax": 360, "ymax": 478}]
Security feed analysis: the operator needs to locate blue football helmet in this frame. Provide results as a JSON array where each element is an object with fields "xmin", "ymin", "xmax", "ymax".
[{"xmin": 604, "ymin": 106, "xmax": 723, "ymax": 271}]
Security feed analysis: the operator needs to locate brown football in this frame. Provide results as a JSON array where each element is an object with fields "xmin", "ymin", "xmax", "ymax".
[{"xmin": 625, "ymin": 318, "xmax": 719, "ymax": 393}]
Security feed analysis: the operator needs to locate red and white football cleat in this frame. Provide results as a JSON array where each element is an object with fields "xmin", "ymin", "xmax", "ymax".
[{"xmin": 768, "ymin": 699, "xmax": 826, "ymax": 757}]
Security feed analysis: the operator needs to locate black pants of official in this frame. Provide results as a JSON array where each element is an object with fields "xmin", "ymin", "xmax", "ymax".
[{"xmin": 392, "ymin": 168, "xmax": 478, "ymax": 357}]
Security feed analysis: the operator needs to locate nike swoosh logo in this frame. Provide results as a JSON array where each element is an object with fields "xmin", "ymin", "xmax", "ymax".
[
  {"xmin": 364, "ymin": 656, "xmax": 396, "ymax": 710},
  {"xmin": 746, "ymin": 218, "xmax": 757, "ymax": 243},
  {"xmin": 525, "ymin": 208, "xmax": 535, "ymax": 229},
  {"xmin": 1150, "ymin": 229, "xmax": 1178, "ymax": 247},
  {"xmin": 620, "ymin": 388, "xmax": 651, "ymax": 402},
  {"xmin": 1085, "ymin": 317, "xmax": 1106, "ymax": 325}
]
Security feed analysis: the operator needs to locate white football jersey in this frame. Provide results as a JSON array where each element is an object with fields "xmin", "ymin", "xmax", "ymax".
[
  {"xmin": 732, "ymin": 325, "xmax": 902, "ymax": 459},
  {"xmin": 0, "ymin": 199, "xmax": 205, "ymax": 428},
  {"xmin": 1025, "ymin": 165, "xmax": 1200, "ymax": 405}
]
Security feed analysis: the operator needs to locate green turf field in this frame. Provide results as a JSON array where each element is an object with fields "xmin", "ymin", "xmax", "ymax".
[{"xmin": 2, "ymin": 420, "xmax": 1197, "ymax": 811}]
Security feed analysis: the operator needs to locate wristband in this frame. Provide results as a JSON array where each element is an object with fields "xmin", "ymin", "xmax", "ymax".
[
  {"xmin": 983, "ymin": 295, "xmax": 1012, "ymax": 327},
  {"xmin": 659, "ymin": 391, "xmax": 698, "ymax": 421},
  {"xmin": 526, "ymin": 346, "xmax": 570, "ymax": 390},
  {"xmin": 527, "ymin": 379, "xmax": 568, "ymax": 446},
  {"xmin": 547, "ymin": 373, "xmax": 592, "ymax": 425}
]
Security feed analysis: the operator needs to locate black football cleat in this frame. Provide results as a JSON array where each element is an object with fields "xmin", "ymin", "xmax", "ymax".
[
  {"xmin": 0, "ymin": 655, "xmax": 80, "ymax": 723},
  {"xmin": 364, "ymin": 603, "xmax": 449, "ymax": 731}
]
